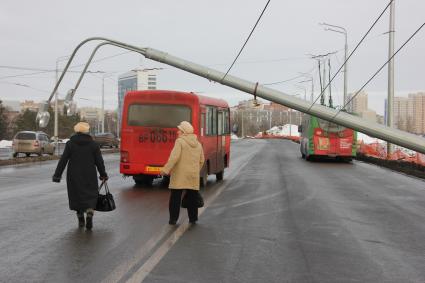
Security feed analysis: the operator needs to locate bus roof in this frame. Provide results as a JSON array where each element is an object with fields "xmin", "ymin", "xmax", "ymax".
[{"xmin": 125, "ymin": 90, "xmax": 229, "ymax": 108}]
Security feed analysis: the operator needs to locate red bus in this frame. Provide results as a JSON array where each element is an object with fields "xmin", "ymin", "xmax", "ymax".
[{"xmin": 120, "ymin": 90, "xmax": 231, "ymax": 186}]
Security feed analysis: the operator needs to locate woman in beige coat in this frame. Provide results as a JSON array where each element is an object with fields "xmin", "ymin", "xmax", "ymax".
[{"xmin": 160, "ymin": 121, "xmax": 205, "ymax": 225}]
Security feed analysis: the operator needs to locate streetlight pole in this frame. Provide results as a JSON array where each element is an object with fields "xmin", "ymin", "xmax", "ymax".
[
  {"xmin": 387, "ymin": 0, "xmax": 395, "ymax": 157},
  {"xmin": 55, "ymin": 55, "xmax": 69, "ymax": 154},
  {"xmin": 102, "ymin": 76, "xmax": 105, "ymax": 133},
  {"xmin": 320, "ymin": 23, "xmax": 348, "ymax": 106},
  {"xmin": 101, "ymin": 73, "xmax": 114, "ymax": 134}
]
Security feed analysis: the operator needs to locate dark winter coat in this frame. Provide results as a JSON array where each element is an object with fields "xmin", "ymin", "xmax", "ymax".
[{"xmin": 53, "ymin": 133, "xmax": 107, "ymax": 211}]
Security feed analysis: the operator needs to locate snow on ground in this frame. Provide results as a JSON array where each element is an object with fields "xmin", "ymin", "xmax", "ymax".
[
  {"xmin": 266, "ymin": 124, "xmax": 300, "ymax": 137},
  {"xmin": 0, "ymin": 140, "xmax": 12, "ymax": 148},
  {"xmin": 356, "ymin": 132, "xmax": 382, "ymax": 144}
]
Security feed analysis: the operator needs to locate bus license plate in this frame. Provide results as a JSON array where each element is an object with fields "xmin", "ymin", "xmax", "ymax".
[{"xmin": 145, "ymin": 166, "xmax": 163, "ymax": 172}]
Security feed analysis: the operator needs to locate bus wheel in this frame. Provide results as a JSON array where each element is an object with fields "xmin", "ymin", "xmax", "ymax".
[
  {"xmin": 216, "ymin": 171, "xmax": 224, "ymax": 181},
  {"xmin": 133, "ymin": 175, "xmax": 153, "ymax": 186}
]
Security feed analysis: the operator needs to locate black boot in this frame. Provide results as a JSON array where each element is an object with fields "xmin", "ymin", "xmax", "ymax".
[
  {"xmin": 86, "ymin": 211, "xmax": 93, "ymax": 230},
  {"xmin": 77, "ymin": 211, "xmax": 85, "ymax": 228}
]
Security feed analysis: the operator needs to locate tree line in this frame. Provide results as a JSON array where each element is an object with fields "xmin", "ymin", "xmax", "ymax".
[{"xmin": 0, "ymin": 100, "xmax": 82, "ymax": 140}]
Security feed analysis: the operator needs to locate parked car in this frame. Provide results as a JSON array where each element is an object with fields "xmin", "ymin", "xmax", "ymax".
[
  {"xmin": 93, "ymin": 133, "xmax": 119, "ymax": 148},
  {"xmin": 12, "ymin": 131, "xmax": 55, "ymax": 157}
]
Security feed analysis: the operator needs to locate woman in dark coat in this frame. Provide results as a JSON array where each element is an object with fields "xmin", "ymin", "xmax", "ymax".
[{"xmin": 52, "ymin": 122, "xmax": 108, "ymax": 230}]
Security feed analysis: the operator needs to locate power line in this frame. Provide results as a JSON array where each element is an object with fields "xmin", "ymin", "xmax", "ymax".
[
  {"xmin": 332, "ymin": 21, "xmax": 425, "ymax": 121},
  {"xmin": 306, "ymin": 0, "xmax": 394, "ymax": 113},
  {"xmin": 221, "ymin": 0, "xmax": 271, "ymax": 81},
  {"xmin": 0, "ymin": 51, "xmax": 133, "ymax": 80}
]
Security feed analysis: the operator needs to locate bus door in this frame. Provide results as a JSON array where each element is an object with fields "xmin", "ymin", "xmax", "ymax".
[{"xmin": 216, "ymin": 109, "xmax": 225, "ymax": 171}]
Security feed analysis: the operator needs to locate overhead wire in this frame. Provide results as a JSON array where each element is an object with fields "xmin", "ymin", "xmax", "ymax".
[
  {"xmin": 221, "ymin": 0, "xmax": 271, "ymax": 81},
  {"xmin": 331, "ymin": 21, "xmax": 425, "ymax": 122},
  {"xmin": 305, "ymin": 0, "xmax": 394, "ymax": 114}
]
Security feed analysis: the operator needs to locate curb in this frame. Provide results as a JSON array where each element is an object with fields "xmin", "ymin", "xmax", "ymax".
[{"xmin": 355, "ymin": 153, "xmax": 425, "ymax": 180}]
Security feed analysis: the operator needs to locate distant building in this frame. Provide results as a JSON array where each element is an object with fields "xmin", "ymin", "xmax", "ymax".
[
  {"xmin": 117, "ymin": 69, "xmax": 158, "ymax": 134},
  {"xmin": 79, "ymin": 107, "xmax": 102, "ymax": 121},
  {"xmin": 20, "ymin": 100, "xmax": 39, "ymax": 112},
  {"xmin": 347, "ymin": 91, "xmax": 368, "ymax": 114},
  {"xmin": 2, "ymin": 100, "xmax": 21, "ymax": 112},
  {"xmin": 392, "ymin": 97, "xmax": 412, "ymax": 131},
  {"xmin": 408, "ymin": 92, "xmax": 425, "ymax": 134},
  {"xmin": 237, "ymin": 99, "xmax": 266, "ymax": 110},
  {"xmin": 265, "ymin": 102, "xmax": 289, "ymax": 111},
  {"xmin": 49, "ymin": 99, "xmax": 66, "ymax": 115},
  {"xmin": 359, "ymin": 109, "xmax": 377, "ymax": 122}
]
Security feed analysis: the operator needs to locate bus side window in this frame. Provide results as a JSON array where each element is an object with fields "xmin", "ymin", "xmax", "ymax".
[
  {"xmin": 224, "ymin": 109, "xmax": 230, "ymax": 134},
  {"xmin": 201, "ymin": 113, "xmax": 205, "ymax": 136},
  {"xmin": 206, "ymin": 107, "xmax": 213, "ymax": 136},
  {"xmin": 212, "ymin": 107, "xmax": 217, "ymax": 135},
  {"xmin": 218, "ymin": 111, "xmax": 223, "ymax": 135}
]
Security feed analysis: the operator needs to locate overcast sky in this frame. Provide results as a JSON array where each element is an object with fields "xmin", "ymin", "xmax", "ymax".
[{"xmin": 0, "ymin": 0, "xmax": 424, "ymax": 114}]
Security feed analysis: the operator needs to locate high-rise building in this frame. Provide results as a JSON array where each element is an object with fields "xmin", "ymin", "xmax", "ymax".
[
  {"xmin": 393, "ymin": 97, "xmax": 411, "ymax": 131},
  {"xmin": 408, "ymin": 92, "xmax": 425, "ymax": 134},
  {"xmin": 347, "ymin": 91, "xmax": 368, "ymax": 114},
  {"xmin": 117, "ymin": 69, "xmax": 157, "ymax": 135}
]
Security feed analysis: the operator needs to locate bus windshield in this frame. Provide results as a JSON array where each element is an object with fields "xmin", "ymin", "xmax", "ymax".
[
  {"xmin": 127, "ymin": 104, "xmax": 192, "ymax": 127},
  {"xmin": 318, "ymin": 119, "xmax": 346, "ymax": 133}
]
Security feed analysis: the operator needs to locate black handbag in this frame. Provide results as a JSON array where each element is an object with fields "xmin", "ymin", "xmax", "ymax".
[
  {"xmin": 96, "ymin": 181, "xmax": 116, "ymax": 212},
  {"xmin": 181, "ymin": 190, "xmax": 204, "ymax": 208}
]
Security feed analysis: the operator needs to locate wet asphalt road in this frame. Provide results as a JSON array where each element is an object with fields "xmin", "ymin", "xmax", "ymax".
[{"xmin": 0, "ymin": 139, "xmax": 425, "ymax": 283}]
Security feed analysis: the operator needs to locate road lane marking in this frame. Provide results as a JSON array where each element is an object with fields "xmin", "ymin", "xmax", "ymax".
[
  {"xmin": 125, "ymin": 147, "xmax": 261, "ymax": 283},
  {"xmin": 101, "ymin": 225, "xmax": 174, "ymax": 283}
]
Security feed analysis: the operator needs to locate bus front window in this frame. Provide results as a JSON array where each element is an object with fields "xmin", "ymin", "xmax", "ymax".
[{"xmin": 127, "ymin": 104, "xmax": 192, "ymax": 128}]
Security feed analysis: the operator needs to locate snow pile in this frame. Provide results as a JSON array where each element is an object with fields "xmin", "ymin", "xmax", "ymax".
[
  {"xmin": 356, "ymin": 132, "xmax": 382, "ymax": 145},
  {"xmin": 231, "ymin": 134, "xmax": 239, "ymax": 140},
  {"xmin": 0, "ymin": 140, "xmax": 12, "ymax": 148},
  {"xmin": 266, "ymin": 124, "xmax": 300, "ymax": 137}
]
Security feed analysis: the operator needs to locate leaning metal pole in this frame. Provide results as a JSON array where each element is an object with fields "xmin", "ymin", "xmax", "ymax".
[
  {"xmin": 39, "ymin": 37, "xmax": 425, "ymax": 154},
  {"xmin": 143, "ymin": 47, "xmax": 425, "ymax": 154}
]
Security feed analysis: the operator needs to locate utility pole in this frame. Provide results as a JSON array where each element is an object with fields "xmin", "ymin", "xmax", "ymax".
[
  {"xmin": 55, "ymin": 55, "xmax": 69, "ymax": 154},
  {"xmin": 321, "ymin": 59, "xmax": 326, "ymax": 105},
  {"xmin": 101, "ymin": 76, "xmax": 105, "ymax": 133},
  {"xmin": 320, "ymin": 23, "xmax": 348, "ymax": 106},
  {"xmin": 241, "ymin": 110, "xmax": 244, "ymax": 138},
  {"xmin": 387, "ymin": 0, "xmax": 395, "ymax": 158}
]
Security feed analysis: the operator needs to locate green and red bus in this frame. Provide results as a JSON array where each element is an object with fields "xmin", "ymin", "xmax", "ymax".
[
  {"xmin": 299, "ymin": 114, "xmax": 357, "ymax": 161},
  {"xmin": 120, "ymin": 90, "xmax": 231, "ymax": 186}
]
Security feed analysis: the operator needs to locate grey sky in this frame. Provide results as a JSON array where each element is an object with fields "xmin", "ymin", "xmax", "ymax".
[{"xmin": 0, "ymin": 0, "xmax": 424, "ymax": 114}]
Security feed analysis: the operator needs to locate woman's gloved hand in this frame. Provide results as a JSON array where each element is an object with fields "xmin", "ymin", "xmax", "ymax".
[
  {"xmin": 52, "ymin": 175, "xmax": 61, "ymax": 183},
  {"xmin": 99, "ymin": 175, "xmax": 109, "ymax": 181}
]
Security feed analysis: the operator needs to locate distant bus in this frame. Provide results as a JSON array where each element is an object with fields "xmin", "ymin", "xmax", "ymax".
[
  {"xmin": 120, "ymin": 90, "xmax": 231, "ymax": 186},
  {"xmin": 299, "ymin": 114, "xmax": 357, "ymax": 161}
]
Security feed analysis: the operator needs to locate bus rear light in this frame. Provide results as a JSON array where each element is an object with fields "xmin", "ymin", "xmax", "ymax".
[{"xmin": 121, "ymin": 151, "xmax": 129, "ymax": 163}]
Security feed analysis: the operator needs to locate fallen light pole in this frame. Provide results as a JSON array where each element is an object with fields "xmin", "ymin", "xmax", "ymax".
[{"xmin": 36, "ymin": 37, "xmax": 425, "ymax": 154}]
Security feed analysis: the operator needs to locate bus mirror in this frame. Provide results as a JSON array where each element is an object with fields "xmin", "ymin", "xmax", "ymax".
[
  {"xmin": 232, "ymin": 124, "xmax": 239, "ymax": 133},
  {"xmin": 64, "ymin": 89, "xmax": 76, "ymax": 116},
  {"xmin": 298, "ymin": 125, "xmax": 302, "ymax": 133},
  {"xmin": 36, "ymin": 101, "xmax": 50, "ymax": 128},
  {"xmin": 66, "ymin": 102, "xmax": 76, "ymax": 116}
]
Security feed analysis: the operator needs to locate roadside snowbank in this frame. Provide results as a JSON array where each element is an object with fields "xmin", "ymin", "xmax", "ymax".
[{"xmin": 0, "ymin": 140, "xmax": 12, "ymax": 148}]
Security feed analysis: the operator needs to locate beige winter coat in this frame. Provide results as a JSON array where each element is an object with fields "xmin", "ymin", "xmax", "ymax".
[{"xmin": 162, "ymin": 134, "xmax": 205, "ymax": 190}]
